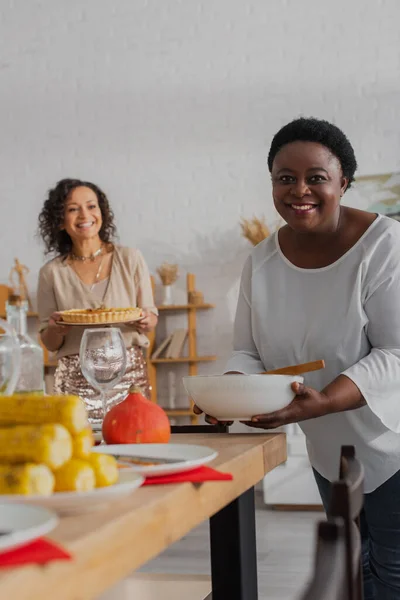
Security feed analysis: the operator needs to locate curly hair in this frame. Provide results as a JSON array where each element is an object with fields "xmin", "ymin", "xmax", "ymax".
[
  {"xmin": 267, "ymin": 117, "xmax": 358, "ymax": 189},
  {"xmin": 38, "ymin": 179, "xmax": 117, "ymax": 256}
]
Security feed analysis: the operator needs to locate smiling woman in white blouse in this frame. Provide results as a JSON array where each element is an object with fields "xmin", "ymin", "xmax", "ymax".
[
  {"xmin": 196, "ymin": 117, "xmax": 400, "ymax": 599},
  {"xmin": 37, "ymin": 179, "xmax": 157, "ymax": 421}
]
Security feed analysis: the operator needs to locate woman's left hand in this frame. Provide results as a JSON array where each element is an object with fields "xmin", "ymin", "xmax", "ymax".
[
  {"xmin": 130, "ymin": 310, "xmax": 158, "ymax": 334},
  {"xmin": 241, "ymin": 381, "xmax": 330, "ymax": 429}
]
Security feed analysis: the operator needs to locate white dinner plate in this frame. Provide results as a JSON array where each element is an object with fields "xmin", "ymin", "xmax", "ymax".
[
  {"xmin": 0, "ymin": 472, "xmax": 144, "ymax": 516},
  {"xmin": 0, "ymin": 504, "xmax": 58, "ymax": 553},
  {"xmin": 92, "ymin": 443, "xmax": 218, "ymax": 477}
]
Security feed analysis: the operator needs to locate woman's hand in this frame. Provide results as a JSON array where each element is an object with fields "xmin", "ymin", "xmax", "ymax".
[
  {"xmin": 192, "ymin": 372, "xmax": 243, "ymax": 426},
  {"xmin": 242, "ymin": 375, "xmax": 365, "ymax": 429},
  {"xmin": 130, "ymin": 310, "xmax": 158, "ymax": 334},
  {"xmin": 241, "ymin": 381, "xmax": 330, "ymax": 429},
  {"xmin": 40, "ymin": 312, "xmax": 70, "ymax": 352},
  {"xmin": 48, "ymin": 312, "xmax": 70, "ymax": 336},
  {"xmin": 193, "ymin": 404, "xmax": 233, "ymax": 427}
]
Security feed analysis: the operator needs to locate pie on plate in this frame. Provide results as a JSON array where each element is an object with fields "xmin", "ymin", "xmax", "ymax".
[{"xmin": 59, "ymin": 307, "xmax": 143, "ymax": 324}]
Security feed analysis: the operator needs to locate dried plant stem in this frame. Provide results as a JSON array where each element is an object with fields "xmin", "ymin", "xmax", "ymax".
[
  {"xmin": 157, "ymin": 262, "xmax": 179, "ymax": 285},
  {"xmin": 240, "ymin": 216, "xmax": 271, "ymax": 246}
]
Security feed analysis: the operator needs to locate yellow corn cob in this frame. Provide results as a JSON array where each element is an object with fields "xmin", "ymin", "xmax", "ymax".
[
  {"xmin": 0, "ymin": 463, "xmax": 55, "ymax": 496},
  {"xmin": 54, "ymin": 459, "xmax": 95, "ymax": 492},
  {"xmin": 88, "ymin": 453, "xmax": 118, "ymax": 487},
  {"xmin": 0, "ymin": 395, "xmax": 89, "ymax": 435},
  {"xmin": 0, "ymin": 424, "xmax": 72, "ymax": 469},
  {"xmin": 72, "ymin": 428, "xmax": 94, "ymax": 459}
]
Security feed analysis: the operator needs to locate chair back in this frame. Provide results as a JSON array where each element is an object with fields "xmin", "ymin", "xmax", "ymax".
[
  {"xmin": 337, "ymin": 445, "xmax": 364, "ymax": 521},
  {"xmin": 299, "ymin": 520, "xmax": 348, "ymax": 600},
  {"xmin": 328, "ymin": 445, "xmax": 364, "ymax": 600}
]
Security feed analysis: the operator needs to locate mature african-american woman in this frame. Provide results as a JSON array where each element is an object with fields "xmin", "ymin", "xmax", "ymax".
[
  {"xmin": 37, "ymin": 179, "xmax": 157, "ymax": 421},
  {"xmin": 196, "ymin": 118, "xmax": 400, "ymax": 599}
]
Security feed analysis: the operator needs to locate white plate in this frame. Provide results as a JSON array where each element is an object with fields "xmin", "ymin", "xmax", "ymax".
[
  {"xmin": 93, "ymin": 444, "xmax": 218, "ymax": 477},
  {"xmin": 0, "ymin": 504, "xmax": 58, "ymax": 553},
  {"xmin": 0, "ymin": 472, "xmax": 144, "ymax": 516}
]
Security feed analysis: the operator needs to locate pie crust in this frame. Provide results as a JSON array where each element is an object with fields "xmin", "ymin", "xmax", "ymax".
[{"xmin": 59, "ymin": 307, "xmax": 143, "ymax": 324}]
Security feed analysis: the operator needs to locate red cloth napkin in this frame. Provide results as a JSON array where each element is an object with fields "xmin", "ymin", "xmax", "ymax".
[
  {"xmin": 143, "ymin": 465, "xmax": 233, "ymax": 485},
  {"xmin": 0, "ymin": 538, "xmax": 71, "ymax": 568}
]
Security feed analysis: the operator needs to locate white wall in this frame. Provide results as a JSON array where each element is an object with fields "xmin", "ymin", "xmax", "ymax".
[{"xmin": 1, "ymin": 0, "xmax": 399, "ymax": 402}]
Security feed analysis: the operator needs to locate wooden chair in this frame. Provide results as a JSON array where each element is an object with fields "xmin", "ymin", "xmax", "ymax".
[
  {"xmin": 328, "ymin": 446, "xmax": 364, "ymax": 600},
  {"xmin": 299, "ymin": 520, "xmax": 347, "ymax": 600}
]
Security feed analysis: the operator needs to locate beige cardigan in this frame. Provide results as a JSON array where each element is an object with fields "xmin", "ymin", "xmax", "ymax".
[{"xmin": 37, "ymin": 246, "xmax": 157, "ymax": 359}]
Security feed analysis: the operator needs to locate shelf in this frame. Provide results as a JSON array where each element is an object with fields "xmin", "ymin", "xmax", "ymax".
[
  {"xmin": 148, "ymin": 273, "xmax": 216, "ymax": 425},
  {"xmin": 163, "ymin": 408, "xmax": 193, "ymax": 416},
  {"xmin": 157, "ymin": 303, "xmax": 215, "ymax": 311},
  {"xmin": 151, "ymin": 356, "xmax": 217, "ymax": 364},
  {"xmin": 0, "ymin": 311, "xmax": 38, "ymax": 319}
]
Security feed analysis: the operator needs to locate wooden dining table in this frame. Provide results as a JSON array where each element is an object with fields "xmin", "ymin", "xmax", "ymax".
[{"xmin": 0, "ymin": 432, "xmax": 287, "ymax": 600}]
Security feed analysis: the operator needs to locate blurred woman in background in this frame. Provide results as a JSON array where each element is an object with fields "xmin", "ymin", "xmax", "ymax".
[{"xmin": 37, "ymin": 178, "xmax": 157, "ymax": 421}]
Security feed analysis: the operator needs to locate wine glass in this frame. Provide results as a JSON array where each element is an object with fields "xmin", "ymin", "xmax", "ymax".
[
  {"xmin": 79, "ymin": 328, "xmax": 127, "ymax": 423},
  {"xmin": 0, "ymin": 318, "xmax": 21, "ymax": 395}
]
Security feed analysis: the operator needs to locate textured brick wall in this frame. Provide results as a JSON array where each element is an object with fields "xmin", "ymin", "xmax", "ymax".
[{"xmin": 0, "ymin": 0, "xmax": 399, "ymax": 403}]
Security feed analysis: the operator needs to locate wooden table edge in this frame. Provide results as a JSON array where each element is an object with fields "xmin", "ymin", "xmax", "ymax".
[{"xmin": 0, "ymin": 433, "xmax": 287, "ymax": 600}]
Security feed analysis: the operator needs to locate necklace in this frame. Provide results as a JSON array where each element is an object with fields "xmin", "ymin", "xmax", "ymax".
[
  {"xmin": 90, "ymin": 254, "xmax": 106, "ymax": 291},
  {"xmin": 68, "ymin": 248, "xmax": 108, "ymax": 291},
  {"xmin": 70, "ymin": 245, "xmax": 103, "ymax": 262}
]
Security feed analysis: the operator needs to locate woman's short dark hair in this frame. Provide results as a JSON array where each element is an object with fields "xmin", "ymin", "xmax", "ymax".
[
  {"xmin": 38, "ymin": 178, "xmax": 117, "ymax": 256},
  {"xmin": 267, "ymin": 117, "xmax": 358, "ymax": 188}
]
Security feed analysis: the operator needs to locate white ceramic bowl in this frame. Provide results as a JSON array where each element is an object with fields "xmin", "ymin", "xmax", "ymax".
[{"xmin": 182, "ymin": 374, "xmax": 304, "ymax": 421}]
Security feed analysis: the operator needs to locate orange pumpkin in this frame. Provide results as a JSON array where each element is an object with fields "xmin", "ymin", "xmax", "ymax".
[{"xmin": 102, "ymin": 386, "xmax": 171, "ymax": 444}]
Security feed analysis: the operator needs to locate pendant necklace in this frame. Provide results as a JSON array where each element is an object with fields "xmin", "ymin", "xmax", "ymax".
[{"xmin": 90, "ymin": 255, "xmax": 106, "ymax": 292}]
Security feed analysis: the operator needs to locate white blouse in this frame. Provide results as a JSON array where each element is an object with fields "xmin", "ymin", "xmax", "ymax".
[{"xmin": 226, "ymin": 214, "xmax": 400, "ymax": 492}]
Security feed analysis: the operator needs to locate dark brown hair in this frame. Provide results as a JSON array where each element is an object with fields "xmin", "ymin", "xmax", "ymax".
[{"xmin": 38, "ymin": 178, "xmax": 117, "ymax": 255}]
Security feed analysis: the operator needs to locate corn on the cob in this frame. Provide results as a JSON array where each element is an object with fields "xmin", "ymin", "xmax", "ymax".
[
  {"xmin": 0, "ymin": 463, "xmax": 55, "ymax": 496},
  {"xmin": 0, "ymin": 424, "xmax": 72, "ymax": 469},
  {"xmin": 54, "ymin": 459, "xmax": 95, "ymax": 492},
  {"xmin": 72, "ymin": 428, "xmax": 94, "ymax": 459},
  {"xmin": 88, "ymin": 453, "xmax": 118, "ymax": 487},
  {"xmin": 0, "ymin": 395, "xmax": 89, "ymax": 435}
]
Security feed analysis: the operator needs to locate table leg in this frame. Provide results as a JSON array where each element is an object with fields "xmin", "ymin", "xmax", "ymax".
[{"xmin": 209, "ymin": 486, "xmax": 258, "ymax": 600}]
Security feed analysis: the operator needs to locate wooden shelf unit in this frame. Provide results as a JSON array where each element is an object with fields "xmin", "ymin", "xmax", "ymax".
[
  {"xmin": 157, "ymin": 303, "xmax": 215, "ymax": 311},
  {"xmin": 147, "ymin": 273, "xmax": 216, "ymax": 424},
  {"xmin": 163, "ymin": 408, "xmax": 196, "ymax": 417}
]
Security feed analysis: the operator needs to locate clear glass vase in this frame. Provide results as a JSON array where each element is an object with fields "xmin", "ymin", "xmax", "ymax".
[
  {"xmin": 0, "ymin": 317, "xmax": 21, "ymax": 395},
  {"xmin": 6, "ymin": 296, "xmax": 44, "ymax": 394}
]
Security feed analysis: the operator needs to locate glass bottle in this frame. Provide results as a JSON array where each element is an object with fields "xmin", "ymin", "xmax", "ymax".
[{"xmin": 6, "ymin": 294, "xmax": 44, "ymax": 394}]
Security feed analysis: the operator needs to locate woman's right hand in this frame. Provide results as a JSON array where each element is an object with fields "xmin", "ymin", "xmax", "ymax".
[
  {"xmin": 193, "ymin": 404, "xmax": 233, "ymax": 427},
  {"xmin": 47, "ymin": 312, "xmax": 70, "ymax": 336}
]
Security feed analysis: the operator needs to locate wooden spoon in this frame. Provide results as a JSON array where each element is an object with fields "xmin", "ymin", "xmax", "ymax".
[{"xmin": 263, "ymin": 359, "xmax": 325, "ymax": 376}]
